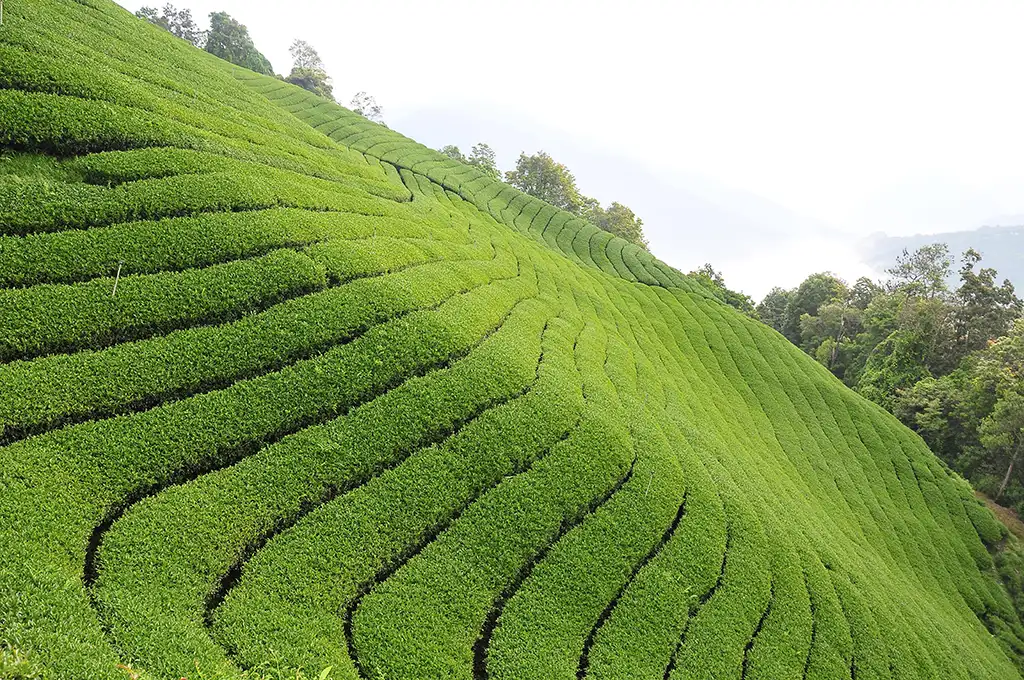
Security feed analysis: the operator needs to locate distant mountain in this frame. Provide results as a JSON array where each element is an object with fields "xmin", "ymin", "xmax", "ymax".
[{"xmin": 861, "ymin": 223, "xmax": 1024, "ymax": 290}]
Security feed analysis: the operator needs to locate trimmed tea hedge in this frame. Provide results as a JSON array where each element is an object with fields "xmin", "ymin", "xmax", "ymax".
[
  {"xmin": 92, "ymin": 296, "xmax": 555, "ymax": 677},
  {"xmin": 1, "ymin": 2, "xmax": 1021, "ymax": 679},
  {"xmin": 0, "ymin": 248, "xmax": 326, "ymax": 362},
  {"xmin": 0, "ymin": 246, "xmax": 515, "ymax": 440}
]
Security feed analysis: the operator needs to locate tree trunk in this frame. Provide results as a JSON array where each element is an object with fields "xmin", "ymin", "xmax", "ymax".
[
  {"xmin": 830, "ymin": 315, "xmax": 845, "ymax": 369},
  {"xmin": 997, "ymin": 444, "xmax": 1023, "ymax": 500}
]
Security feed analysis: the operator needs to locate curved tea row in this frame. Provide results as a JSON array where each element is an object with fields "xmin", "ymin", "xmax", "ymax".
[{"xmin": 0, "ymin": 2, "xmax": 1021, "ymax": 679}]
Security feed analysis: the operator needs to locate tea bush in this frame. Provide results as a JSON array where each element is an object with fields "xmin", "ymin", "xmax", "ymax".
[{"xmin": 0, "ymin": 2, "xmax": 1021, "ymax": 679}]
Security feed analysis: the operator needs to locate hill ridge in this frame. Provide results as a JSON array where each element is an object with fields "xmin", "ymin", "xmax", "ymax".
[{"xmin": 230, "ymin": 68, "xmax": 709, "ymax": 296}]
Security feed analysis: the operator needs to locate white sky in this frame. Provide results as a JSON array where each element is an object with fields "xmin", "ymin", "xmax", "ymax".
[{"xmin": 115, "ymin": 0, "xmax": 1024, "ymax": 297}]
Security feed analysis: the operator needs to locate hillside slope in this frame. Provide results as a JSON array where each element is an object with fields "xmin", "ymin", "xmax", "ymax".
[{"xmin": 1, "ymin": 2, "xmax": 1022, "ymax": 679}]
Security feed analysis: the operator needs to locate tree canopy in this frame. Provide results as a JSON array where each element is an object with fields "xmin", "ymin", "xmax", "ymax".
[
  {"xmin": 285, "ymin": 40, "xmax": 333, "ymax": 99},
  {"xmin": 688, "ymin": 264, "xmax": 755, "ymax": 316},
  {"xmin": 505, "ymin": 151, "xmax": 649, "ymax": 250},
  {"xmin": 584, "ymin": 201, "xmax": 648, "ymax": 250},
  {"xmin": 885, "ymin": 242, "xmax": 952, "ymax": 298},
  {"xmin": 439, "ymin": 145, "xmax": 466, "ymax": 162},
  {"xmin": 438, "ymin": 144, "xmax": 500, "ymax": 181},
  {"xmin": 136, "ymin": 3, "xmax": 205, "ymax": 47},
  {"xmin": 205, "ymin": 12, "xmax": 273, "ymax": 75},
  {"xmin": 504, "ymin": 151, "xmax": 583, "ymax": 214},
  {"xmin": 467, "ymin": 143, "xmax": 499, "ymax": 180},
  {"xmin": 136, "ymin": 5, "xmax": 273, "ymax": 75},
  {"xmin": 350, "ymin": 92, "xmax": 385, "ymax": 124},
  {"xmin": 763, "ymin": 244, "xmax": 1024, "ymax": 512}
]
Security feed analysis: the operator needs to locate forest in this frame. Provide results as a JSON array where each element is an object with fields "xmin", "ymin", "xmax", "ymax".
[{"xmin": 708, "ymin": 245, "xmax": 1024, "ymax": 514}]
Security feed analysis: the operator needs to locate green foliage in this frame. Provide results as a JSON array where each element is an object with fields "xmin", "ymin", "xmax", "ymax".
[
  {"xmin": 286, "ymin": 68, "xmax": 333, "ymax": 100},
  {"xmin": 0, "ymin": 157, "xmax": 406, "ymax": 237},
  {"xmin": 586, "ymin": 455, "xmax": 727, "ymax": 679},
  {"xmin": 0, "ymin": 238, "xmax": 498, "ymax": 440},
  {"xmin": 756, "ymin": 286, "xmax": 792, "ymax": 335},
  {"xmin": 437, "ymin": 143, "xmax": 499, "ymax": 180},
  {"xmin": 504, "ymin": 150, "xmax": 649, "ymax": 250},
  {"xmin": 285, "ymin": 41, "xmax": 332, "ymax": 99},
  {"xmin": 468, "ymin": 142, "xmax": 499, "ymax": 180},
  {"xmin": 93, "ymin": 276, "xmax": 540, "ymax": 676},
  {"xmin": 205, "ymin": 12, "xmax": 274, "ymax": 75},
  {"xmin": 349, "ymin": 92, "xmax": 384, "ymax": 124},
  {"xmin": 895, "ymin": 320, "xmax": 1024, "ymax": 509},
  {"xmin": 0, "ymin": 149, "xmax": 81, "ymax": 183},
  {"xmin": 783, "ymin": 272, "xmax": 847, "ymax": 343},
  {"xmin": 998, "ymin": 542, "xmax": 1024, "ymax": 620},
  {"xmin": 769, "ymin": 243, "xmax": 1024, "ymax": 510},
  {"xmin": 504, "ymin": 150, "xmax": 583, "ymax": 213},
  {"xmin": 688, "ymin": 263, "xmax": 756, "ymax": 317},
  {"xmin": 585, "ymin": 200, "xmax": 648, "ymax": 250},
  {"xmin": 981, "ymin": 392, "xmax": 1024, "ymax": 497},
  {"xmin": 857, "ymin": 329, "xmax": 934, "ymax": 410},
  {"xmin": 0, "ymin": 248, "xmax": 326, "ymax": 362},
  {"xmin": 0, "ymin": 645, "xmax": 41, "ymax": 679},
  {"xmin": 439, "ymin": 144, "xmax": 466, "ymax": 162},
  {"xmin": 1, "ymin": 3, "xmax": 1022, "ymax": 680},
  {"xmin": 0, "ymin": 207, "xmax": 340, "ymax": 288},
  {"xmin": 953, "ymin": 248, "xmax": 1022, "ymax": 356},
  {"xmin": 136, "ymin": 3, "xmax": 205, "ymax": 47},
  {"xmin": 886, "ymin": 242, "xmax": 952, "ymax": 298}
]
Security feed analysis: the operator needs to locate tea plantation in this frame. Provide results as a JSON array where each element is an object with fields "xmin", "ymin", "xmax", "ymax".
[{"xmin": 1, "ymin": 2, "xmax": 1022, "ymax": 679}]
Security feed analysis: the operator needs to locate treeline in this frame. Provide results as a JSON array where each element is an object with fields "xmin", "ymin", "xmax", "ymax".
[
  {"xmin": 440, "ymin": 147, "xmax": 649, "ymax": 250},
  {"xmin": 135, "ymin": 5, "xmax": 647, "ymax": 250},
  {"xmin": 135, "ymin": 4, "xmax": 384, "ymax": 123},
  {"xmin": 735, "ymin": 244, "xmax": 1024, "ymax": 512},
  {"xmin": 136, "ymin": 4, "xmax": 273, "ymax": 75}
]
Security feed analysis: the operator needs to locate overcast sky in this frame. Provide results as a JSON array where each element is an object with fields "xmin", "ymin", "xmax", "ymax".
[{"xmin": 116, "ymin": 0, "xmax": 1024, "ymax": 296}]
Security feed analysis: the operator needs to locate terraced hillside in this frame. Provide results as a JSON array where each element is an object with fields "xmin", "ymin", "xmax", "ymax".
[{"xmin": 1, "ymin": 2, "xmax": 1022, "ymax": 679}]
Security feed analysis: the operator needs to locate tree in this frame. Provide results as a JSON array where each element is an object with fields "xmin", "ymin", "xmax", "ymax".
[
  {"xmin": 850, "ymin": 276, "xmax": 882, "ymax": 310},
  {"xmin": 586, "ymin": 201, "xmax": 649, "ymax": 250},
  {"xmin": 438, "ymin": 143, "xmax": 499, "ymax": 179},
  {"xmin": 504, "ymin": 151, "xmax": 583, "ymax": 214},
  {"xmin": 982, "ymin": 392, "xmax": 1024, "ymax": 500},
  {"xmin": 973, "ymin": 320, "xmax": 1024, "ymax": 499},
  {"xmin": 350, "ymin": 92, "xmax": 384, "ymax": 124},
  {"xmin": 952, "ymin": 248, "xmax": 1022, "ymax": 358},
  {"xmin": 799, "ymin": 299, "xmax": 862, "ymax": 376},
  {"xmin": 689, "ymin": 264, "xmax": 756, "ymax": 317},
  {"xmin": 897, "ymin": 368, "xmax": 966, "ymax": 458},
  {"xmin": 769, "ymin": 273, "xmax": 871, "ymax": 378},
  {"xmin": 467, "ymin": 143, "xmax": 500, "ymax": 180},
  {"xmin": 757, "ymin": 287, "xmax": 793, "ymax": 336},
  {"xmin": 782, "ymin": 273, "xmax": 847, "ymax": 344},
  {"xmin": 856, "ymin": 328, "xmax": 935, "ymax": 410},
  {"xmin": 204, "ymin": 12, "xmax": 273, "ymax": 75},
  {"xmin": 504, "ymin": 151, "xmax": 649, "ymax": 248},
  {"xmin": 886, "ymin": 242, "xmax": 952, "ymax": 298},
  {"xmin": 890, "ymin": 318, "xmax": 1024, "ymax": 505},
  {"xmin": 285, "ymin": 40, "xmax": 332, "ymax": 99},
  {"xmin": 439, "ymin": 145, "xmax": 466, "ymax": 162},
  {"xmin": 136, "ymin": 6, "xmax": 166, "ymax": 29},
  {"xmin": 136, "ymin": 3, "xmax": 205, "ymax": 47},
  {"xmin": 759, "ymin": 241, "xmax": 1024, "ymax": 509},
  {"xmin": 289, "ymin": 39, "xmax": 324, "ymax": 71}
]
